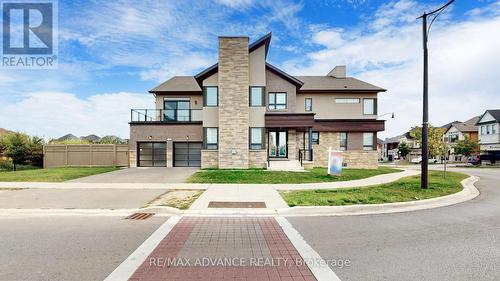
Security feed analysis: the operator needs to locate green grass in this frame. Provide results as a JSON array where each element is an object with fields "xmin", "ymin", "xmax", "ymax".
[
  {"xmin": 280, "ymin": 171, "xmax": 468, "ymax": 206},
  {"xmin": 187, "ymin": 166, "xmax": 401, "ymax": 184},
  {"xmin": 0, "ymin": 167, "xmax": 120, "ymax": 182}
]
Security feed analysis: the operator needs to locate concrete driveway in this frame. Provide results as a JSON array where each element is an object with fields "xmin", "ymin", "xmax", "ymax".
[{"xmin": 67, "ymin": 167, "xmax": 199, "ymax": 183}]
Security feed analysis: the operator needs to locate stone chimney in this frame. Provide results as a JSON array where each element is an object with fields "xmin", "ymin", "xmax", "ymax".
[
  {"xmin": 327, "ymin": 65, "xmax": 346, "ymax": 78},
  {"xmin": 217, "ymin": 37, "xmax": 250, "ymax": 169}
]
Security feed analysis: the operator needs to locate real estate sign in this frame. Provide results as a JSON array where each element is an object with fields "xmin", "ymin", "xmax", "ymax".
[{"xmin": 327, "ymin": 147, "xmax": 343, "ymax": 176}]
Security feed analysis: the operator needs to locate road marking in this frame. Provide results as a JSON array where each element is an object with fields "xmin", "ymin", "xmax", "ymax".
[
  {"xmin": 276, "ymin": 216, "xmax": 342, "ymax": 281},
  {"xmin": 103, "ymin": 215, "xmax": 181, "ymax": 281}
]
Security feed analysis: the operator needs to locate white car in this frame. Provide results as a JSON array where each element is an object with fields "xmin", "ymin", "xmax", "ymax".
[{"xmin": 410, "ymin": 157, "xmax": 438, "ymax": 164}]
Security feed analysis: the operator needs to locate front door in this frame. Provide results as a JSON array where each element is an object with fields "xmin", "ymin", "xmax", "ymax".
[{"xmin": 268, "ymin": 131, "xmax": 287, "ymax": 158}]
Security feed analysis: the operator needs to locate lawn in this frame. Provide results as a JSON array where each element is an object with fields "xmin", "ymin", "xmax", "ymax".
[
  {"xmin": 0, "ymin": 167, "xmax": 120, "ymax": 182},
  {"xmin": 280, "ymin": 171, "xmax": 468, "ymax": 206},
  {"xmin": 187, "ymin": 166, "xmax": 401, "ymax": 184}
]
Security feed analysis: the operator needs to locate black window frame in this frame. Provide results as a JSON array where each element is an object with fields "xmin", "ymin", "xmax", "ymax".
[
  {"xmin": 305, "ymin": 98, "xmax": 312, "ymax": 112},
  {"xmin": 363, "ymin": 98, "xmax": 377, "ymax": 115},
  {"xmin": 204, "ymin": 127, "xmax": 218, "ymax": 150},
  {"xmin": 249, "ymin": 86, "xmax": 265, "ymax": 107},
  {"xmin": 340, "ymin": 132, "xmax": 347, "ymax": 151},
  {"xmin": 311, "ymin": 131, "xmax": 319, "ymax": 145},
  {"xmin": 203, "ymin": 86, "xmax": 218, "ymax": 107},
  {"xmin": 249, "ymin": 127, "xmax": 265, "ymax": 150},
  {"xmin": 268, "ymin": 92, "xmax": 287, "ymax": 110},
  {"xmin": 363, "ymin": 132, "xmax": 375, "ymax": 150}
]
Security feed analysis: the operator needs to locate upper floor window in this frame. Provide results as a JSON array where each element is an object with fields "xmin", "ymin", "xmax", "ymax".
[
  {"xmin": 204, "ymin": 86, "xmax": 218, "ymax": 107},
  {"xmin": 250, "ymin": 87, "xmax": 265, "ymax": 107},
  {"xmin": 335, "ymin": 98, "xmax": 359, "ymax": 104},
  {"xmin": 164, "ymin": 99, "xmax": 190, "ymax": 122},
  {"xmin": 449, "ymin": 134, "xmax": 459, "ymax": 143},
  {"xmin": 481, "ymin": 125, "xmax": 486, "ymax": 135},
  {"xmin": 363, "ymin": 98, "xmax": 377, "ymax": 115},
  {"xmin": 268, "ymin": 92, "xmax": 287, "ymax": 110},
  {"xmin": 204, "ymin": 127, "xmax": 218, "ymax": 150},
  {"xmin": 249, "ymin": 127, "xmax": 264, "ymax": 150},
  {"xmin": 363, "ymin": 132, "xmax": 375, "ymax": 150},
  {"xmin": 340, "ymin": 132, "xmax": 347, "ymax": 151},
  {"xmin": 312, "ymin": 131, "xmax": 319, "ymax": 144},
  {"xmin": 493, "ymin": 124, "xmax": 497, "ymax": 134},
  {"xmin": 305, "ymin": 98, "xmax": 312, "ymax": 112},
  {"xmin": 487, "ymin": 125, "xmax": 491, "ymax": 134}
]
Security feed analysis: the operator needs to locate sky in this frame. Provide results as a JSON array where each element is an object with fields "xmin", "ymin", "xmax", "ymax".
[{"xmin": 1, "ymin": 0, "xmax": 500, "ymax": 140}]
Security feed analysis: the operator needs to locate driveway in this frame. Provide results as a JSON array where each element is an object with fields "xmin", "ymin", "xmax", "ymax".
[{"xmin": 67, "ymin": 167, "xmax": 199, "ymax": 183}]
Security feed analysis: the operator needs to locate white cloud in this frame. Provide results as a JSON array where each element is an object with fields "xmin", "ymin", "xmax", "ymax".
[
  {"xmin": 215, "ymin": 0, "xmax": 254, "ymax": 9},
  {"xmin": 1, "ymin": 92, "xmax": 152, "ymax": 139},
  {"xmin": 282, "ymin": 0, "xmax": 500, "ymax": 139},
  {"xmin": 140, "ymin": 53, "xmax": 214, "ymax": 82}
]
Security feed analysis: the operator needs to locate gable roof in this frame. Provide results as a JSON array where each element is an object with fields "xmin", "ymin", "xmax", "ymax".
[
  {"xmin": 447, "ymin": 116, "xmax": 479, "ymax": 133},
  {"xmin": 476, "ymin": 109, "xmax": 500, "ymax": 124},
  {"xmin": 149, "ymin": 76, "xmax": 202, "ymax": 93},
  {"xmin": 266, "ymin": 63, "xmax": 304, "ymax": 87},
  {"xmin": 295, "ymin": 76, "xmax": 386, "ymax": 92},
  {"xmin": 249, "ymin": 32, "xmax": 272, "ymax": 57}
]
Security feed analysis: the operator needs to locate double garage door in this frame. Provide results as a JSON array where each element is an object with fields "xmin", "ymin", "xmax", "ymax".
[{"xmin": 137, "ymin": 142, "xmax": 201, "ymax": 167}]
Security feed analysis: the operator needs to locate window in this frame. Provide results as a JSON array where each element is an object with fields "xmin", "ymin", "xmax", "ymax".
[
  {"xmin": 164, "ymin": 100, "xmax": 190, "ymax": 121},
  {"xmin": 204, "ymin": 86, "xmax": 218, "ymax": 107},
  {"xmin": 363, "ymin": 132, "xmax": 375, "ymax": 150},
  {"xmin": 493, "ymin": 124, "xmax": 497, "ymax": 134},
  {"xmin": 340, "ymin": 132, "xmax": 347, "ymax": 151},
  {"xmin": 312, "ymin": 131, "xmax": 319, "ymax": 144},
  {"xmin": 204, "ymin": 127, "xmax": 218, "ymax": 149},
  {"xmin": 268, "ymin": 92, "xmax": 287, "ymax": 110},
  {"xmin": 363, "ymin": 98, "xmax": 376, "ymax": 115},
  {"xmin": 305, "ymin": 98, "xmax": 312, "ymax": 112},
  {"xmin": 487, "ymin": 125, "xmax": 491, "ymax": 134},
  {"xmin": 450, "ymin": 134, "xmax": 459, "ymax": 143},
  {"xmin": 250, "ymin": 87, "xmax": 265, "ymax": 107},
  {"xmin": 335, "ymin": 98, "xmax": 360, "ymax": 104},
  {"xmin": 249, "ymin": 128, "xmax": 264, "ymax": 150},
  {"xmin": 481, "ymin": 126, "xmax": 486, "ymax": 135}
]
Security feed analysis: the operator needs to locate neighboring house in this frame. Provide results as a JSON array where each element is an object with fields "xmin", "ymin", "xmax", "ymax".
[
  {"xmin": 382, "ymin": 132, "xmax": 420, "ymax": 161},
  {"xmin": 129, "ymin": 33, "xmax": 386, "ymax": 169},
  {"xmin": 443, "ymin": 116, "xmax": 479, "ymax": 162},
  {"xmin": 476, "ymin": 109, "xmax": 500, "ymax": 163}
]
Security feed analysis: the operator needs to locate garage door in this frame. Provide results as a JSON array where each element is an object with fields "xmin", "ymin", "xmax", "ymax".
[
  {"xmin": 138, "ymin": 142, "xmax": 166, "ymax": 167},
  {"xmin": 174, "ymin": 142, "xmax": 202, "ymax": 167}
]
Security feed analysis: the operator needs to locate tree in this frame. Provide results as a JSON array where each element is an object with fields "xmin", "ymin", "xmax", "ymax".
[
  {"xmin": 0, "ymin": 132, "xmax": 29, "ymax": 171},
  {"xmin": 410, "ymin": 125, "xmax": 446, "ymax": 158},
  {"xmin": 98, "ymin": 135, "xmax": 127, "ymax": 144},
  {"xmin": 27, "ymin": 136, "xmax": 45, "ymax": 167},
  {"xmin": 454, "ymin": 137, "xmax": 478, "ymax": 157},
  {"xmin": 397, "ymin": 142, "xmax": 410, "ymax": 159}
]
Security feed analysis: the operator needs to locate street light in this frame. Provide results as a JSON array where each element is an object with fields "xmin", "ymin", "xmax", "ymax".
[
  {"xmin": 417, "ymin": 0, "xmax": 455, "ymax": 189},
  {"xmin": 377, "ymin": 112, "xmax": 395, "ymax": 119}
]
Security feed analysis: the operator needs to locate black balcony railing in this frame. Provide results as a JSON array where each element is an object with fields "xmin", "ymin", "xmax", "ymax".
[{"xmin": 130, "ymin": 109, "xmax": 202, "ymax": 123}]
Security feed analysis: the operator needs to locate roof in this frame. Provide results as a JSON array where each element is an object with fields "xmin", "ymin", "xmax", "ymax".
[
  {"xmin": 266, "ymin": 63, "xmax": 304, "ymax": 87},
  {"xmin": 149, "ymin": 76, "xmax": 202, "ymax": 93},
  {"xmin": 249, "ymin": 32, "xmax": 272, "ymax": 57},
  {"xmin": 294, "ymin": 76, "xmax": 386, "ymax": 92},
  {"xmin": 440, "ymin": 120, "xmax": 461, "ymax": 130},
  {"xmin": 476, "ymin": 109, "xmax": 500, "ymax": 124},
  {"xmin": 449, "ymin": 116, "xmax": 479, "ymax": 133}
]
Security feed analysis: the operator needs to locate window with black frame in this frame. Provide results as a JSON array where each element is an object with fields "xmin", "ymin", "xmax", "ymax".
[
  {"xmin": 249, "ymin": 128, "xmax": 264, "ymax": 150},
  {"xmin": 312, "ymin": 131, "xmax": 319, "ymax": 144},
  {"xmin": 204, "ymin": 86, "xmax": 218, "ymax": 107},
  {"xmin": 363, "ymin": 132, "xmax": 375, "ymax": 150},
  {"xmin": 340, "ymin": 132, "xmax": 347, "ymax": 150},
  {"xmin": 250, "ymin": 87, "xmax": 265, "ymax": 107},
  {"xmin": 305, "ymin": 98, "xmax": 312, "ymax": 112},
  {"xmin": 268, "ymin": 92, "xmax": 287, "ymax": 110},
  {"xmin": 204, "ymin": 127, "xmax": 218, "ymax": 149},
  {"xmin": 164, "ymin": 100, "xmax": 190, "ymax": 121}
]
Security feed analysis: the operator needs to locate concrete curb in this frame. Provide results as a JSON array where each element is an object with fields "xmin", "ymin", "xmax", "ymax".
[{"xmin": 278, "ymin": 176, "xmax": 480, "ymax": 216}]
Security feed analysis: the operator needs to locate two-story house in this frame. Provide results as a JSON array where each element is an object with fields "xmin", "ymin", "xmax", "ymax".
[
  {"xmin": 443, "ymin": 116, "xmax": 479, "ymax": 162},
  {"xmin": 382, "ymin": 132, "xmax": 420, "ymax": 162},
  {"xmin": 476, "ymin": 109, "xmax": 500, "ymax": 163},
  {"xmin": 129, "ymin": 33, "xmax": 386, "ymax": 169}
]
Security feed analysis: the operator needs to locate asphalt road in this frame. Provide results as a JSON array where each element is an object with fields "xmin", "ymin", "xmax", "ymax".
[
  {"xmin": 0, "ymin": 216, "xmax": 167, "ymax": 281},
  {"xmin": 288, "ymin": 168, "xmax": 500, "ymax": 281}
]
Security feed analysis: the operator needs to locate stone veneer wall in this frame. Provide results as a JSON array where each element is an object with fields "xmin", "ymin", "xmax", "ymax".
[
  {"xmin": 129, "ymin": 150, "xmax": 137, "ymax": 167},
  {"xmin": 218, "ymin": 37, "xmax": 250, "ymax": 169},
  {"xmin": 312, "ymin": 132, "xmax": 340, "ymax": 166},
  {"xmin": 249, "ymin": 150, "xmax": 267, "ymax": 168},
  {"xmin": 201, "ymin": 150, "xmax": 218, "ymax": 169},
  {"xmin": 288, "ymin": 130, "xmax": 297, "ymax": 160},
  {"xmin": 342, "ymin": 151, "xmax": 379, "ymax": 169}
]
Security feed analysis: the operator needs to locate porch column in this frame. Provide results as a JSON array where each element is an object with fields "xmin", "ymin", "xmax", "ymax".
[{"xmin": 308, "ymin": 127, "xmax": 313, "ymax": 161}]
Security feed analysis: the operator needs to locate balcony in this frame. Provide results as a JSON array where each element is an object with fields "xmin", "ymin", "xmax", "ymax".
[{"xmin": 130, "ymin": 109, "xmax": 202, "ymax": 123}]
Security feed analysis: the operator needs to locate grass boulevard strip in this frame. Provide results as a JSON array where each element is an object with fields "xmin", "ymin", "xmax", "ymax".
[
  {"xmin": 0, "ymin": 167, "xmax": 119, "ymax": 182},
  {"xmin": 187, "ymin": 167, "xmax": 400, "ymax": 184},
  {"xmin": 280, "ymin": 170, "xmax": 468, "ymax": 206}
]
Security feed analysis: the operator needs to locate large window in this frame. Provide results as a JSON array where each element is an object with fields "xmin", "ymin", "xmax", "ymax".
[
  {"xmin": 363, "ymin": 98, "xmax": 376, "ymax": 115},
  {"xmin": 204, "ymin": 127, "xmax": 218, "ymax": 149},
  {"xmin": 363, "ymin": 132, "xmax": 375, "ymax": 150},
  {"xmin": 250, "ymin": 87, "xmax": 265, "ymax": 107},
  {"xmin": 164, "ymin": 100, "xmax": 190, "ymax": 121},
  {"xmin": 204, "ymin": 86, "xmax": 218, "ymax": 107},
  {"xmin": 268, "ymin": 92, "xmax": 287, "ymax": 110},
  {"xmin": 249, "ymin": 128, "xmax": 264, "ymax": 150},
  {"xmin": 312, "ymin": 131, "xmax": 319, "ymax": 144},
  {"xmin": 305, "ymin": 98, "xmax": 312, "ymax": 112},
  {"xmin": 335, "ymin": 98, "xmax": 359, "ymax": 104},
  {"xmin": 340, "ymin": 132, "xmax": 347, "ymax": 151},
  {"xmin": 449, "ymin": 133, "xmax": 459, "ymax": 143}
]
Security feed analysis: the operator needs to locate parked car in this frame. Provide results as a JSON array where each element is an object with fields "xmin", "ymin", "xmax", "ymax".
[
  {"xmin": 410, "ymin": 157, "xmax": 438, "ymax": 164},
  {"xmin": 468, "ymin": 155, "xmax": 481, "ymax": 165},
  {"xmin": 428, "ymin": 158, "xmax": 439, "ymax": 164}
]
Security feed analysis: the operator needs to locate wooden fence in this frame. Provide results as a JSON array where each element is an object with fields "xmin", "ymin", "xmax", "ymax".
[{"xmin": 43, "ymin": 144, "xmax": 129, "ymax": 168}]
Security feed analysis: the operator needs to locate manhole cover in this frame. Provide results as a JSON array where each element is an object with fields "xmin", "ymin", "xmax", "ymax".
[
  {"xmin": 208, "ymin": 201, "xmax": 267, "ymax": 208},
  {"xmin": 125, "ymin": 213, "xmax": 155, "ymax": 220}
]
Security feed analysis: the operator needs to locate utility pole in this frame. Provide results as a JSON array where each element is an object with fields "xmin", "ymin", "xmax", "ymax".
[{"xmin": 418, "ymin": 0, "xmax": 455, "ymax": 189}]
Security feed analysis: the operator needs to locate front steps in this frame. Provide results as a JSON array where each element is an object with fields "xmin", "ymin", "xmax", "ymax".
[{"xmin": 267, "ymin": 160, "xmax": 305, "ymax": 172}]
